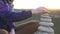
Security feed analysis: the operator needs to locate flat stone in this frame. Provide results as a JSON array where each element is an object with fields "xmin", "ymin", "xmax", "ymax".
[
  {"xmin": 40, "ymin": 18, "xmax": 52, "ymax": 22},
  {"xmin": 40, "ymin": 16, "xmax": 51, "ymax": 19},
  {"xmin": 41, "ymin": 14, "xmax": 50, "ymax": 16},
  {"xmin": 39, "ymin": 22, "xmax": 54, "ymax": 26},
  {"xmin": 41, "ymin": 15, "xmax": 50, "ymax": 16},
  {"xmin": 34, "ymin": 31, "xmax": 54, "ymax": 34},
  {"xmin": 38, "ymin": 26, "xmax": 54, "ymax": 33}
]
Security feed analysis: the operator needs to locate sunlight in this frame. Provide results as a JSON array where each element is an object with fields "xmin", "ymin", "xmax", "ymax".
[{"xmin": 13, "ymin": 0, "xmax": 60, "ymax": 9}]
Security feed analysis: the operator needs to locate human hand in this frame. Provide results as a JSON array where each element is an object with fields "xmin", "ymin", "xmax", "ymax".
[{"xmin": 31, "ymin": 7, "xmax": 48, "ymax": 14}]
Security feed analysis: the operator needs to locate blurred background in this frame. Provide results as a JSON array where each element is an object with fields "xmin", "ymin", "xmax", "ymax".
[{"xmin": 13, "ymin": 0, "xmax": 60, "ymax": 34}]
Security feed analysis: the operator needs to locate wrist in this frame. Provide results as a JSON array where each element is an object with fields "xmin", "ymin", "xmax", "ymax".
[{"xmin": 31, "ymin": 10, "xmax": 37, "ymax": 14}]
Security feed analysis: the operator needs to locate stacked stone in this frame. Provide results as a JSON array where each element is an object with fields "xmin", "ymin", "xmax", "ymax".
[{"xmin": 34, "ymin": 13, "xmax": 54, "ymax": 34}]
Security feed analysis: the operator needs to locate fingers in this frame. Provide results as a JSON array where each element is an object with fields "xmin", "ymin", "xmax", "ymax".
[{"xmin": 36, "ymin": 7, "xmax": 48, "ymax": 14}]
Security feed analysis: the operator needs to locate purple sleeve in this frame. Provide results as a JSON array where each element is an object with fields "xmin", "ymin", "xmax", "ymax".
[
  {"xmin": 10, "ymin": 10, "xmax": 32, "ymax": 22},
  {"xmin": 0, "ymin": 1, "xmax": 32, "ymax": 22}
]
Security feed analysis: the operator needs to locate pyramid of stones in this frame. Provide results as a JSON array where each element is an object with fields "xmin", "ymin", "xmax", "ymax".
[{"xmin": 34, "ymin": 13, "xmax": 54, "ymax": 34}]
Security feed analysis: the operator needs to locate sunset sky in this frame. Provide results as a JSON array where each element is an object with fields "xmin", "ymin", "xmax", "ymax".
[{"xmin": 13, "ymin": 0, "xmax": 60, "ymax": 9}]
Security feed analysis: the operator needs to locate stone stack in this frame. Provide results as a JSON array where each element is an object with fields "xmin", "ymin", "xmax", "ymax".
[{"xmin": 34, "ymin": 13, "xmax": 54, "ymax": 34}]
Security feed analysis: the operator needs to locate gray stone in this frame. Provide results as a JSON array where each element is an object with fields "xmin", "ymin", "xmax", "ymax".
[
  {"xmin": 38, "ymin": 26, "xmax": 54, "ymax": 33},
  {"xmin": 40, "ymin": 18, "xmax": 52, "ymax": 22},
  {"xmin": 39, "ymin": 22, "xmax": 54, "ymax": 26},
  {"xmin": 34, "ymin": 31, "xmax": 54, "ymax": 34}
]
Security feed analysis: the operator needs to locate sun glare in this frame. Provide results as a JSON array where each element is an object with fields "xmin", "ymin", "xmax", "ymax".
[{"xmin": 13, "ymin": 0, "xmax": 60, "ymax": 9}]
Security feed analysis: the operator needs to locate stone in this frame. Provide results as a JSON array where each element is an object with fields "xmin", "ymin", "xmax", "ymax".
[
  {"xmin": 39, "ymin": 22, "xmax": 54, "ymax": 26},
  {"xmin": 38, "ymin": 26, "xmax": 54, "ymax": 33}
]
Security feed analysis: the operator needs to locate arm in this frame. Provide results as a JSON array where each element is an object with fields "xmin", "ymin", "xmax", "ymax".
[
  {"xmin": 10, "ymin": 10, "xmax": 32, "ymax": 22},
  {"xmin": 0, "ymin": 1, "xmax": 32, "ymax": 22}
]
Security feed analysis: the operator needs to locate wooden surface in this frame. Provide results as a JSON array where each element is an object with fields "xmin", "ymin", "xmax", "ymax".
[{"xmin": 16, "ymin": 21, "xmax": 39, "ymax": 34}]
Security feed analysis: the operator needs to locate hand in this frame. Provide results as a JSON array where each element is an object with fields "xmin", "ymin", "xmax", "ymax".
[{"xmin": 32, "ymin": 7, "xmax": 48, "ymax": 14}]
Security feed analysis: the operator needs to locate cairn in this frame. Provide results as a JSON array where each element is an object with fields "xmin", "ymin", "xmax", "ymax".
[{"xmin": 34, "ymin": 13, "xmax": 54, "ymax": 34}]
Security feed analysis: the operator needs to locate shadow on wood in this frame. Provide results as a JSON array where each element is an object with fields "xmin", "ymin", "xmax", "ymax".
[{"xmin": 16, "ymin": 21, "xmax": 39, "ymax": 34}]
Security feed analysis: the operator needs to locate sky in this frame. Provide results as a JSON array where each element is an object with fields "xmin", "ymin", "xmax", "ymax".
[{"xmin": 13, "ymin": 0, "xmax": 60, "ymax": 9}]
